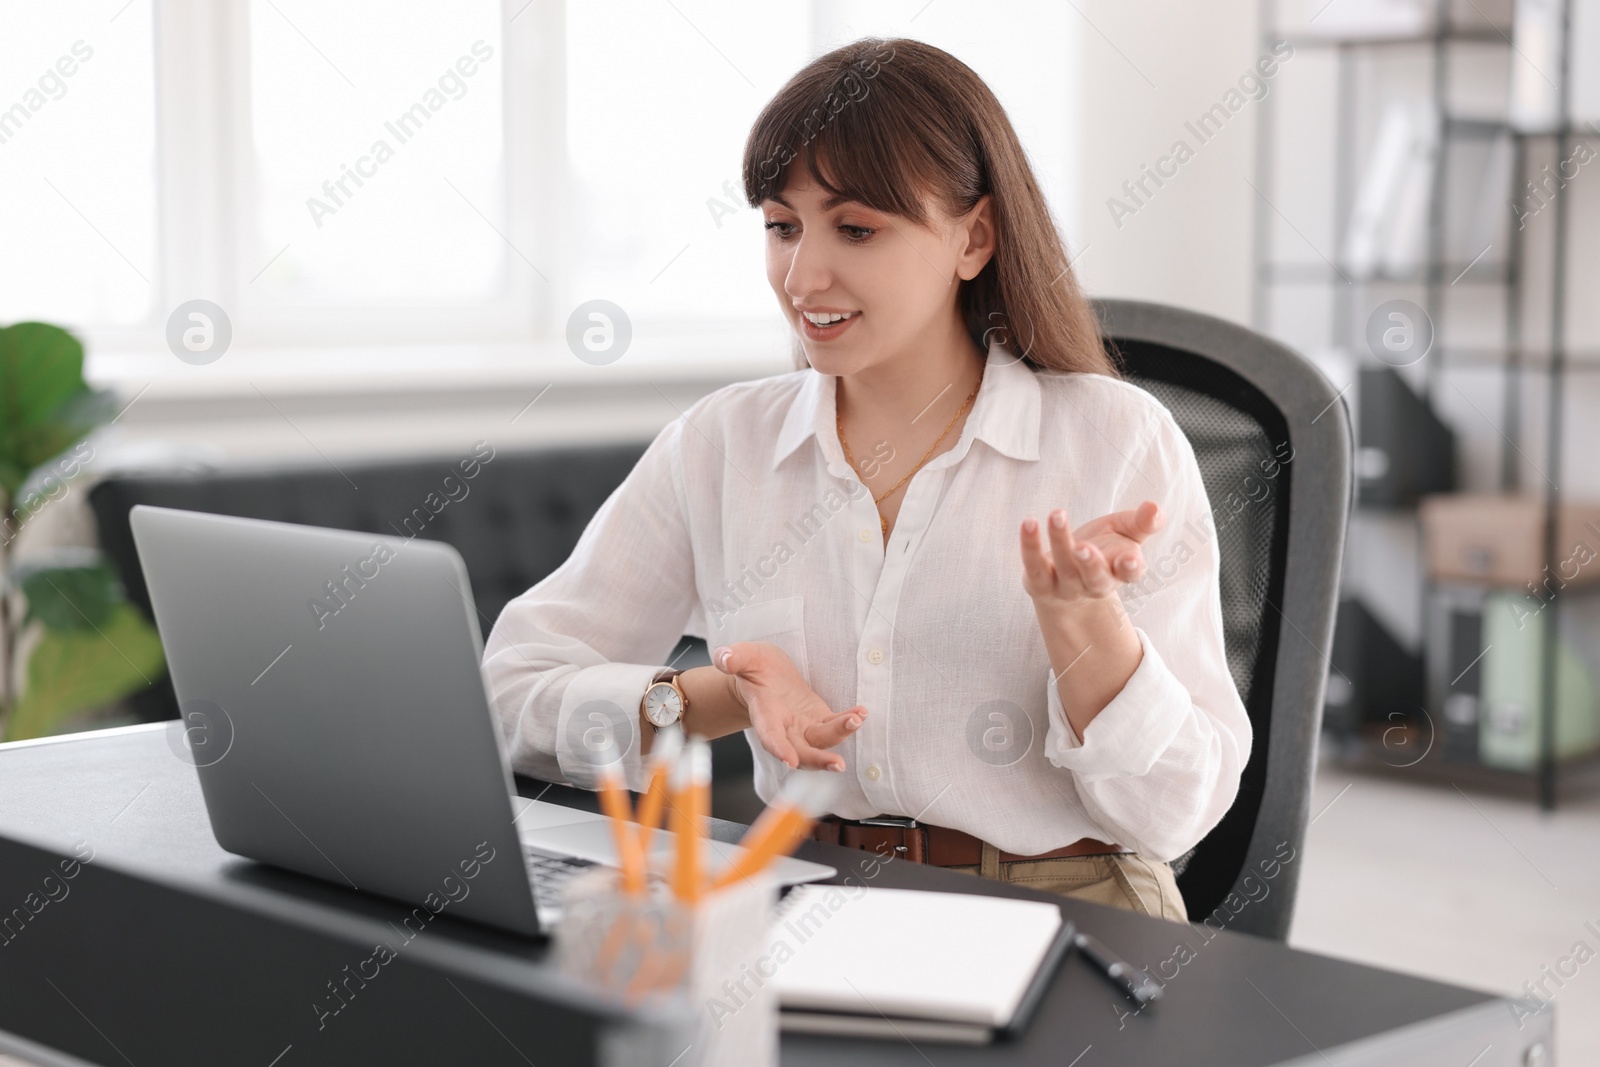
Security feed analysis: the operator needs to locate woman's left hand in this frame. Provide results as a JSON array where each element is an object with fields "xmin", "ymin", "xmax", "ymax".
[{"xmin": 1019, "ymin": 501, "xmax": 1165, "ymax": 606}]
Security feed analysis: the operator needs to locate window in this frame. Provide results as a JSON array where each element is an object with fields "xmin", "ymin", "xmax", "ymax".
[
  {"xmin": 563, "ymin": 0, "xmax": 809, "ymax": 325},
  {"xmin": 2, "ymin": 1, "xmax": 1080, "ymax": 374},
  {"xmin": 0, "ymin": 6, "xmax": 158, "ymax": 329},
  {"xmin": 247, "ymin": 0, "xmax": 508, "ymax": 306}
]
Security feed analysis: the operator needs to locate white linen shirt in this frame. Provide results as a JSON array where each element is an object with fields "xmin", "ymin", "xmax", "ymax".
[{"xmin": 483, "ymin": 343, "xmax": 1252, "ymax": 862}]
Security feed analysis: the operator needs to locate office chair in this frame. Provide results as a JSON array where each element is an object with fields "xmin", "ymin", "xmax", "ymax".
[
  {"xmin": 1096, "ymin": 298, "xmax": 1353, "ymax": 941},
  {"xmin": 90, "ymin": 302, "xmax": 1351, "ymax": 939}
]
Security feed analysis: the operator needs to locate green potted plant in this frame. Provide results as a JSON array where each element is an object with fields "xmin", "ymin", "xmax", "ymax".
[{"xmin": 1, "ymin": 321, "xmax": 166, "ymax": 741}]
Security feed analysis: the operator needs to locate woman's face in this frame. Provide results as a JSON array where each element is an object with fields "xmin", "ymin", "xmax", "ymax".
[{"xmin": 761, "ymin": 170, "xmax": 992, "ymax": 376}]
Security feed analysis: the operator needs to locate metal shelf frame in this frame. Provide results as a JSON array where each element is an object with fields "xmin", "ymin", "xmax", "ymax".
[{"xmin": 1251, "ymin": 0, "xmax": 1597, "ymax": 808}]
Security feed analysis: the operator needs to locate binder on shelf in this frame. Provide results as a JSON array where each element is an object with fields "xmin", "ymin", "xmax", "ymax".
[
  {"xmin": 1327, "ymin": 596, "xmax": 1426, "ymax": 737},
  {"xmin": 1343, "ymin": 103, "xmax": 1422, "ymax": 278},
  {"xmin": 1427, "ymin": 584, "xmax": 1489, "ymax": 764},
  {"xmin": 1356, "ymin": 367, "xmax": 1457, "ymax": 509},
  {"xmin": 1445, "ymin": 131, "xmax": 1515, "ymax": 274},
  {"xmin": 1381, "ymin": 108, "xmax": 1439, "ymax": 279},
  {"xmin": 1477, "ymin": 589, "xmax": 1600, "ymax": 770}
]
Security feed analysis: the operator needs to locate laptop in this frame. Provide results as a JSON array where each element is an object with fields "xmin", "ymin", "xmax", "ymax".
[{"xmin": 129, "ymin": 505, "xmax": 834, "ymax": 938}]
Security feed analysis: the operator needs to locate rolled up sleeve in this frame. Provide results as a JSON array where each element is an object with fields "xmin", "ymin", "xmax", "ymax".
[
  {"xmin": 1041, "ymin": 408, "xmax": 1254, "ymax": 861},
  {"xmin": 483, "ymin": 415, "xmax": 698, "ymax": 794}
]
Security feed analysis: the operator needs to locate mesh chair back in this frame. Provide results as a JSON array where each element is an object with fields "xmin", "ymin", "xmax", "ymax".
[{"xmin": 1097, "ymin": 299, "xmax": 1351, "ymax": 940}]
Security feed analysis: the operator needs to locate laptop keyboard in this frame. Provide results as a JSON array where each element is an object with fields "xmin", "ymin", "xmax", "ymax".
[{"xmin": 524, "ymin": 845, "xmax": 601, "ymax": 923}]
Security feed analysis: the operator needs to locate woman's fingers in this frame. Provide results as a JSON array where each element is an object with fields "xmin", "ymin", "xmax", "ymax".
[
  {"xmin": 793, "ymin": 736, "xmax": 847, "ymax": 771},
  {"xmin": 1106, "ymin": 500, "xmax": 1165, "ymax": 541},
  {"xmin": 711, "ymin": 642, "xmax": 752, "ymax": 677},
  {"xmin": 749, "ymin": 707, "xmax": 800, "ymax": 769},
  {"xmin": 1046, "ymin": 508, "xmax": 1086, "ymax": 585},
  {"xmin": 725, "ymin": 642, "xmax": 861, "ymax": 770},
  {"xmin": 1139, "ymin": 500, "xmax": 1164, "ymax": 534},
  {"xmin": 1068, "ymin": 523, "xmax": 1150, "ymax": 585},
  {"xmin": 1022, "ymin": 503, "xmax": 1164, "ymax": 604},
  {"xmin": 1018, "ymin": 517, "xmax": 1054, "ymax": 593},
  {"xmin": 803, "ymin": 706, "xmax": 866, "ymax": 752},
  {"xmin": 1050, "ymin": 507, "xmax": 1111, "ymax": 592},
  {"xmin": 1113, "ymin": 550, "xmax": 1145, "ymax": 582},
  {"xmin": 1075, "ymin": 540, "xmax": 1122, "ymax": 595}
]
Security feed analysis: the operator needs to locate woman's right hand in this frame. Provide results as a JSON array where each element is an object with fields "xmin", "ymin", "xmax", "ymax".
[{"xmin": 712, "ymin": 642, "xmax": 866, "ymax": 771}]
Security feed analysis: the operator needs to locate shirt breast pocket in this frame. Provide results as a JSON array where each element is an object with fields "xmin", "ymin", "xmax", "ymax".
[{"xmin": 710, "ymin": 595, "xmax": 810, "ymax": 680}]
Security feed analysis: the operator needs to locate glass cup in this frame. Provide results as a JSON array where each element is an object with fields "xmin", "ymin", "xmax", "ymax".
[{"xmin": 555, "ymin": 868, "xmax": 778, "ymax": 1067}]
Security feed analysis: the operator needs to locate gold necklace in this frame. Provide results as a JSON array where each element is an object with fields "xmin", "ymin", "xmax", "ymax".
[{"xmin": 837, "ymin": 365, "xmax": 985, "ymax": 537}]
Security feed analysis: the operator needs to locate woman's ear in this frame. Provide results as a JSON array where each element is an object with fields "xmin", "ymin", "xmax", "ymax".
[{"xmin": 955, "ymin": 194, "xmax": 997, "ymax": 281}]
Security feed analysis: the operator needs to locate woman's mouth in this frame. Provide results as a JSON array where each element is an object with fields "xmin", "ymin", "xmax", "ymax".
[{"xmin": 799, "ymin": 310, "xmax": 860, "ymax": 342}]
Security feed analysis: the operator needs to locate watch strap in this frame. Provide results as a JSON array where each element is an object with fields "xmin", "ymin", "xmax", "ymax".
[{"xmin": 651, "ymin": 667, "xmax": 688, "ymax": 686}]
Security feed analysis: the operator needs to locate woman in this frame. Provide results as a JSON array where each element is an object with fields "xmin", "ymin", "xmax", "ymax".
[{"xmin": 485, "ymin": 38, "xmax": 1250, "ymax": 923}]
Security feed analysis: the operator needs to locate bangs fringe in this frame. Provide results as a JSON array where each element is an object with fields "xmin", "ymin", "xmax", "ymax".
[{"xmin": 740, "ymin": 38, "xmax": 1116, "ymax": 380}]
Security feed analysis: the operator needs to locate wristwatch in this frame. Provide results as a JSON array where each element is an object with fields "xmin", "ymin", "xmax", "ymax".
[{"xmin": 641, "ymin": 667, "xmax": 690, "ymax": 730}]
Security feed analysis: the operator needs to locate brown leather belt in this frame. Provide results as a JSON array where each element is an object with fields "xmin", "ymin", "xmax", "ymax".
[{"xmin": 812, "ymin": 814, "xmax": 1125, "ymax": 866}]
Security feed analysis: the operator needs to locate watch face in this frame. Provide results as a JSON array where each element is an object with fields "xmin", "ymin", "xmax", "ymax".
[{"xmin": 644, "ymin": 682, "xmax": 682, "ymax": 728}]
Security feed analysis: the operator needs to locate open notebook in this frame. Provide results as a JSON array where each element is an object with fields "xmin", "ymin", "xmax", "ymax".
[{"xmin": 769, "ymin": 885, "xmax": 1075, "ymax": 1044}]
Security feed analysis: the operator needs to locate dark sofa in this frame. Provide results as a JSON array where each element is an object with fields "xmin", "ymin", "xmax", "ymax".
[{"xmin": 87, "ymin": 443, "xmax": 763, "ymax": 821}]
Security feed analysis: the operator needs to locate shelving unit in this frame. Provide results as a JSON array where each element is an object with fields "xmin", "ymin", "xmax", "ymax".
[{"xmin": 1251, "ymin": 0, "xmax": 1600, "ymax": 808}]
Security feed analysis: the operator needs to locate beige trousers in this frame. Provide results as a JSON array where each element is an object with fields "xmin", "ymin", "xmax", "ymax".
[{"xmin": 947, "ymin": 845, "xmax": 1188, "ymax": 923}]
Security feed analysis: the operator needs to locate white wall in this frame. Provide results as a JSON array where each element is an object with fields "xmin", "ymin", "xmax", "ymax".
[{"xmin": 1071, "ymin": 0, "xmax": 1262, "ymax": 325}]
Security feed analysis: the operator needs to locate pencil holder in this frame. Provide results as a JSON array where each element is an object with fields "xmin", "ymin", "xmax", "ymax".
[{"xmin": 554, "ymin": 868, "xmax": 778, "ymax": 1067}]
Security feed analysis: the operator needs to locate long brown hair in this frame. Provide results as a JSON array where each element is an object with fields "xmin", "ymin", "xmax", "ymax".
[{"xmin": 742, "ymin": 37, "xmax": 1117, "ymax": 378}]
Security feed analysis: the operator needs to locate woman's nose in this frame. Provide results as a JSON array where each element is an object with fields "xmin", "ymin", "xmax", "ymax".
[{"xmin": 783, "ymin": 235, "xmax": 833, "ymax": 300}]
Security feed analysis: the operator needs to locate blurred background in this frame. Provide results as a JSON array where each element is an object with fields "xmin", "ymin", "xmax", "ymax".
[{"xmin": 2, "ymin": 0, "xmax": 1598, "ymax": 1061}]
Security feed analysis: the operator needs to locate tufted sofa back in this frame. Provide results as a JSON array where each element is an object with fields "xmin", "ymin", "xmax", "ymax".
[
  {"xmin": 90, "ymin": 442, "xmax": 652, "ymax": 636},
  {"xmin": 87, "ymin": 440, "xmax": 765, "ymax": 818}
]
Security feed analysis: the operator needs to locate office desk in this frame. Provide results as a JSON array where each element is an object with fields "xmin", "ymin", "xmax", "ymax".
[{"xmin": 0, "ymin": 724, "xmax": 1551, "ymax": 1066}]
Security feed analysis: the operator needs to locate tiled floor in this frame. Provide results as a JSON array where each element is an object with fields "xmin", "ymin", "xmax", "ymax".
[{"xmin": 3, "ymin": 760, "xmax": 1595, "ymax": 1065}]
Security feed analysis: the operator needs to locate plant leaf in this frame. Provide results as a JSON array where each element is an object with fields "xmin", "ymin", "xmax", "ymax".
[
  {"xmin": 0, "ymin": 322, "xmax": 92, "ymax": 497},
  {"xmin": 5, "ymin": 602, "xmax": 168, "ymax": 742},
  {"xmin": 18, "ymin": 559, "xmax": 122, "ymax": 630}
]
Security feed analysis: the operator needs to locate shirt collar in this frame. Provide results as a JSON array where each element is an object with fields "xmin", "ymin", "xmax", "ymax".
[{"xmin": 769, "ymin": 340, "xmax": 1043, "ymax": 473}]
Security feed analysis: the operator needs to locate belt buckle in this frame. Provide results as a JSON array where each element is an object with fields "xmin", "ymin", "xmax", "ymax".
[{"xmin": 854, "ymin": 815, "xmax": 919, "ymax": 857}]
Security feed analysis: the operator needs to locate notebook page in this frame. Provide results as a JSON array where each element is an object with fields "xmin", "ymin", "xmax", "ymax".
[{"xmin": 768, "ymin": 886, "xmax": 1064, "ymax": 1026}]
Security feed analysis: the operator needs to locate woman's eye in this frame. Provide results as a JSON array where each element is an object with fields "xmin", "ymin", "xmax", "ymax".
[{"xmin": 763, "ymin": 220, "xmax": 873, "ymax": 241}]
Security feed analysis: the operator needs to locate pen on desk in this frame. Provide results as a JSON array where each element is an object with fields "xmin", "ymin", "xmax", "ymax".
[
  {"xmin": 669, "ymin": 738, "xmax": 711, "ymax": 903},
  {"xmin": 1073, "ymin": 931, "xmax": 1163, "ymax": 1005},
  {"xmin": 709, "ymin": 771, "xmax": 836, "ymax": 891},
  {"xmin": 634, "ymin": 725, "xmax": 683, "ymax": 860}
]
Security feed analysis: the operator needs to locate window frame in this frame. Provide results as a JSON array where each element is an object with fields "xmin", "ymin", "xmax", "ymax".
[
  {"xmin": 145, "ymin": 0, "xmax": 556, "ymax": 351},
  {"xmin": 71, "ymin": 1, "xmax": 1080, "ymax": 388}
]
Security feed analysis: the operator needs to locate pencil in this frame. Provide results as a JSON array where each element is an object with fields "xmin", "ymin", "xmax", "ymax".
[
  {"xmin": 670, "ymin": 738, "xmax": 711, "ymax": 904},
  {"xmin": 635, "ymin": 725, "xmax": 683, "ymax": 864},
  {"xmin": 596, "ymin": 756, "xmax": 647, "ymax": 896},
  {"xmin": 709, "ymin": 771, "xmax": 837, "ymax": 892}
]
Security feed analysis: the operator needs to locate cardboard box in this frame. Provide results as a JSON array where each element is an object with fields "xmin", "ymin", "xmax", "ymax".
[{"xmin": 1419, "ymin": 494, "xmax": 1600, "ymax": 590}]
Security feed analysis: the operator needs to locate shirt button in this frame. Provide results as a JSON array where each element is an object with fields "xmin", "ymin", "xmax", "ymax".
[
  {"xmin": 865, "ymin": 765, "xmax": 881, "ymax": 781},
  {"xmin": 867, "ymin": 648, "xmax": 884, "ymax": 665},
  {"xmin": 858, "ymin": 528, "xmax": 873, "ymax": 543}
]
